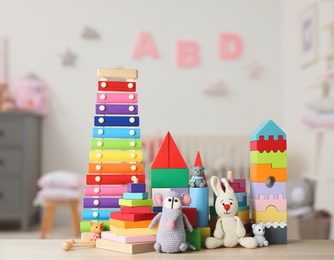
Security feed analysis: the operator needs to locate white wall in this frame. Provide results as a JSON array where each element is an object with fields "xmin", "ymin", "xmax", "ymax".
[{"xmin": 0, "ymin": 0, "xmax": 283, "ymax": 176}]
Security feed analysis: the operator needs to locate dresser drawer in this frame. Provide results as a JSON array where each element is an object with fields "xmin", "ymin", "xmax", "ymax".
[
  {"xmin": 0, "ymin": 148, "xmax": 21, "ymax": 175},
  {"xmin": 0, "ymin": 178, "xmax": 20, "ymax": 212},
  {"xmin": 0, "ymin": 120, "xmax": 21, "ymax": 146}
]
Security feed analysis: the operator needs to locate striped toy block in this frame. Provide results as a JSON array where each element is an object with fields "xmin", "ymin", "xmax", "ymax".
[
  {"xmin": 250, "ymin": 120, "xmax": 286, "ymax": 141},
  {"xmin": 90, "ymin": 139, "xmax": 142, "ymax": 150},
  {"xmin": 84, "ymin": 185, "xmax": 127, "ymax": 196},
  {"xmin": 251, "ymin": 206, "xmax": 287, "ymax": 223},
  {"xmin": 127, "ymin": 183, "xmax": 146, "ymax": 193},
  {"xmin": 250, "ymin": 181, "xmax": 286, "ymax": 200},
  {"xmin": 101, "ymin": 231, "xmax": 156, "ymax": 244},
  {"xmin": 182, "ymin": 207, "xmax": 197, "ymax": 228},
  {"xmin": 234, "ymin": 192, "xmax": 247, "ymax": 207},
  {"xmin": 197, "ymin": 226, "xmax": 211, "ymax": 246},
  {"xmin": 109, "ymin": 225, "xmax": 157, "ymax": 236},
  {"xmin": 96, "ymin": 238, "xmax": 155, "ymax": 254},
  {"xmin": 250, "ymin": 135, "xmax": 286, "ymax": 153},
  {"xmin": 110, "ymin": 212, "xmax": 157, "ymax": 222},
  {"xmin": 96, "ymin": 93, "xmax": 138, "ymax": 104},
  {"xmin": 97, "ymin": 68, "xmax": 138, "ymax": 79},
  {"xmin": 118, "ymin": 199, "xmax": 153, "ymax": 207},
  {"xmin": 123, "ymin": 192, "xmax": 148, "ymax": 200},
  {"xmin": 120, "ymin": 206, "xmax": 152, "ymax": 214},
  {"xmin": 83, "ymin": 198, "xmax": 120, "ymax": 208},
  {"xmin": 250, "ymin": 194, "xmax": 287, "ymax": 211},
  {"xmin": 109, "ymin": 218, "xmax": 154, "ymax": 229},
  {"xmin": 186, "ymin": 228, "xmax": 201, "ymax": 251},
  {"xmin": 86, "ymin": 174, "xmax": 145, "ymax": 185},
  {"xmin": 94, "ymin": 116, "xmax": 139, "ymax": 127},
  {"xmin": 89, "ymin": 151, "xmax": 142, "ymax": 162},
  {"xmin": 95, "ymin": 104, "xmax": 138, "ymax": 115},
  {"xmin": 92, "ymin": 127, "xmax": 140, "ymax": 139},
  {"xmin": 250, "ymin": 150, "xmax": 287, "ymax": 168},
  {"xmin": 150, "ymin": 168, "xmax": 189, "ymax": 188},
  {"xmin": 250, "ymin": 163, "xmax": 287, "ymax": 182},
  {"xmin": 226, "ymin": 178, "xmax": 246, "ymax": 193},
  {"xmin": 88, "ymin": 163, "xmax": 144, "ymax": 174},
  {"xmin": 82, "ymin": 209, "xmax": 120, "ymax": 221},
  {"xmin": 236, "ymin": 208, "xmax": 250, "ymax": 222},
  {"xmin": 80, "ymin": 221, "xmax": 110, "ymax": 232}
]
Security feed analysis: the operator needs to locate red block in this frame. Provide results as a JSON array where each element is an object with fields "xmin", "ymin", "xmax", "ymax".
[
  {"xmin": 98, "ymin": 81, "xmax": 136, "ymax": 92},
  {"xmin": 110, "ymin": 212, "xmax": 158, "ymax": 221},
  {"xmin": 182, "ymin": 207, "xmax": 197, "ymax": 228},
  {"xmin": 250, "ymin": 135, "xmax": 286, "ymax": 152},
  {"xmin": 120, "ymin": 206, "xmax": 152, "ymax": 214}
]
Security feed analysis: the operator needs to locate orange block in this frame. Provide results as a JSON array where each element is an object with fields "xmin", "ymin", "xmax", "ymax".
[
  {"xmin": 88, "ymin": 163, "xmax": 144, "ymax": 174},
  {"xmin": 109, "ymin": 219, "xmax": 154, "ymax": 229},
  {"xmin": 250, "ymin": 163, "xmax": 286, "ymax": 182}
]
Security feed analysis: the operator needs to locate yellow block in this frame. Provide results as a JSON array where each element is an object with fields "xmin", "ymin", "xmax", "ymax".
[
  {"xmin": 109, "ymin": 219, "xmax": 153, "ymax": 229},
  {"xmin": 252, "ymin": 206, "xmax": 287, "ymax": 223},
  {"xmin": 109, "ymin": 225, "xmax": 157, "ymax": 236},
  {"xmin": 89, "ymin": 151, "xmax": 142, "ymax": 162},
  {"xmin": 237, "ymin": 209, "xmax": 250, "ymax": 222},
  {"xmin": 197, "ymin": 227, "xmax": 211, "ymax": 246}
]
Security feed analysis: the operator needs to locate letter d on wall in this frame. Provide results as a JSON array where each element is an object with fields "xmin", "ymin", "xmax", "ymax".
[{"xmin": 219, "ymin": 33, "xmax": 243, "ymax": 60}]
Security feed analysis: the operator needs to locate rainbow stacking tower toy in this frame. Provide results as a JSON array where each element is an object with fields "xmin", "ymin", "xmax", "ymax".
[
  {"xmin": 250, "ymin": 119, "xmax": 287, "ymax": 244},
  {"xmin": 80, "ymin": 68, "xmax": 157, "ymax": 254}
]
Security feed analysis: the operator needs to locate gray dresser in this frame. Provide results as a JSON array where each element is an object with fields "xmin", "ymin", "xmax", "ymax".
[{"xmin": 0, "ymin": 112, "xmax": 41, "ymax": 231}]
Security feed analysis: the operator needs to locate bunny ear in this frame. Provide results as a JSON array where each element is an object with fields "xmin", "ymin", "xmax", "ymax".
[
  {"xmin": 210, "ymin": 176, "xmax": 223, "ymax": 197},
  {"xmin": 221, "ymin": 178, "xmax": 234, "ymax": 195}
]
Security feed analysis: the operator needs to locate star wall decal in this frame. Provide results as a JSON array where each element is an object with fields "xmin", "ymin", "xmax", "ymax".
[
  {"xmin": 60, "ymin": 49, "xmax": 77, "ymax": 66},
  {"xmin": 244, "ymin": 60, "xmax": 263, "ymax": 79},
  {"xmin": 203, "ymin": 79, "xmax": 229, "ymax": 96},
  {"xmin": 81, "ymin": 26, "xmax": 100, "ymax": 39}
]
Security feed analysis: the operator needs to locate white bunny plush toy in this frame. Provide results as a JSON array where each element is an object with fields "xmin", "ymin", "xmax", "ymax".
[{"xmin": 205, "ymin": 176, "xmax": 258, "ymax": 249}]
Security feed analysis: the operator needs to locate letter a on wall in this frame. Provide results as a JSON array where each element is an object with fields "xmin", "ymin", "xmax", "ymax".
[
  {"xmin": 219, "ymin": 33, "xmax": 243, "ymax": 60},
  {"xmin": 132, "ymin": 31, "xmax": 159, "ymax": 59}
]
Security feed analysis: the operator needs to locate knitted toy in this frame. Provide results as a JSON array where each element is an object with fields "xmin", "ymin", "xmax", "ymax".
[
  {"xmin": 189, "ymin": 165, "xmax": 207, "ymax": 188},
  {"xmin": 89, "ymin": 221, "xmax": 104, "ymax": 241},
  {"xmin": 148, "ymin": 191, "xmax": 195, "ymax": 253},
  {"xmin": 252, "ymin": 223, "xmax": 269, "ymax": 247},
  {"xmin": 205, "ymin": 176, "xmax": 258, "ymax": 249}
]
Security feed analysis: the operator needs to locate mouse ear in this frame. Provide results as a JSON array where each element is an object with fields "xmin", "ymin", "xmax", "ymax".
[
  {"xmin": 181, "ymin": 193, "xmax": 191, "ymax": 206},
  {"xmin": 221, "ymin": 178, "xmax": 234, "ymax": 195},
  {"xmin": 154, "ymin": 193, "xmax": 163, "ymax": 205},
  {"xmin": 210, "ymin": 176, "xmax": 223, "ymax": 196}
]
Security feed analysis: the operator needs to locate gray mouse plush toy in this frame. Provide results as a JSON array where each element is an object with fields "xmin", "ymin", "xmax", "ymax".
[{"xmin": 148, "ymin": 191, "xmax": 195, "ymax": 253}]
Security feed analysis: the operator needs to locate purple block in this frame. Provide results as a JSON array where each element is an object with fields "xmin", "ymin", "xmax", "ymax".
[
  {"xmin": 96, "ymin": 104, "xmax": 138, "ymax": 115},
  {"xmin": 127, "ymin": 183, "xmax": 146, "ymax": 193},
  {"xmin": 250, "ymin": 181, "xmax": 286, "ymax": 200},
  {"xmin": 83, "ymin": 198, "xmax": 120, "ymax": 208},
  {"xmin": 171, "ymin": 188, "xmax": 189, "ymax": 194}
]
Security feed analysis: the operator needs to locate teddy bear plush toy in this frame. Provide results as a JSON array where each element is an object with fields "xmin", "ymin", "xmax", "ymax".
[
  {"xmin": 205, "ymin": 176, "xmax": 258, "ymax": 249},
  {"xmin": 0, "ymin": 82, "xmax": 16, "ymax": 112},
  {"xmin": 89, "ymin": 221, "xmax": 104, "ymax": 241},
  {"xmin": 252, "ymin": 223, "xmax": 269, "ymax": 247}
]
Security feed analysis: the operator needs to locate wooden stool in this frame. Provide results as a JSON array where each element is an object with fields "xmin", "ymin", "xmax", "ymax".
[{"xmin": 40, "ymin": 200, "xmax": 80, "ymax": 239}]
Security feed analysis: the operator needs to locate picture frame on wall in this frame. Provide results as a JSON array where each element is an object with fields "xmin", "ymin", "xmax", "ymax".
[{"xmin": 299, "ymin": 3, "xmax": 317, "ymax": 68}]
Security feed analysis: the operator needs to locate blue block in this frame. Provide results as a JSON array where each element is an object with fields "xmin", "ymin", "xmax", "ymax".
[
  {"xmin": 94, "ymin": 116, "xmax": 140, "ymax": 127},
  {"xmin": 123, "ymin": 192, "xmax": 148, "ymax": 200},
  {"xmin": 250, "ymin": 120, "xmax": 286, "ymax": 141},
  {"xmin": 82, "ymin": 209, "xmax": 119, "ymax": 220},
  {"xmin": 127, "ymin": 183, "xmax": 146, "ymax": 193},
  {"xmin": 152, "ymin": 206, "xmax": 162, "ymax": 212},
  {"xmin": 235, "ymin": 192, "xmax": 247, "ymax": 207},
  {"xmin": 189, "ymin": 187, "xmax": 209, "ymax": 227},
  {"xmin": 92, "ymin": 127, "xmax": 140, "ymax": 139}
]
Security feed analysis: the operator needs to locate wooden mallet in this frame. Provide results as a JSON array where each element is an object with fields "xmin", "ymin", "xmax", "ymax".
[{"xmin": 62, "ymin": 239, "xmax": 96, "ymax": 251}]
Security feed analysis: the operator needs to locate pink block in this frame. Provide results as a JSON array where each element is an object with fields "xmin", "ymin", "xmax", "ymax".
[
  {"xmin": 101, "ymin": 231, "xmax": 156, "ymax": 244},
  {"xmin": 228, "ymin": 178, "xmax": 246, "ymax": 188},
  {"xmin": 85, "ymin": 185, "xmax": 127, "ymax": 196},
  {"xmin": 96, "ymin": 93, "xmax": 138, "ymax": 103},
  {"xmin": 250, "ymin": 194, "xmax": 287, "ymax": 212}
]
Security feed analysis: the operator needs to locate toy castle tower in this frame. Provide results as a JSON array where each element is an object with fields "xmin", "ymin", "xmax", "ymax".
[{"xmin": 250, "ymin": 119, "xmax": 287, "ymax": 244}]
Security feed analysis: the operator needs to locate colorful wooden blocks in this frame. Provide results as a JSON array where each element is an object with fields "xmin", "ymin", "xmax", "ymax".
[{"xmin": 250, "ymin": 120, "xmax": 287, "ymax": 244}]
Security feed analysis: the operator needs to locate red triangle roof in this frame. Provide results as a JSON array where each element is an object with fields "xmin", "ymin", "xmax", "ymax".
[
  {"xmin": 151, "ymin": 132, "xmax": 187, "ymax": 169},
  {"xmin": 194, "ymin": 151, "xmax": 203, "ymax": 166}
]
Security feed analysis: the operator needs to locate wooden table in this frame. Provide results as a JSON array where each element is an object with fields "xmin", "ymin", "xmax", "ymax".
[{"xmin": 0, "ymin": 240, "xmax": 334, "ymax": 259}]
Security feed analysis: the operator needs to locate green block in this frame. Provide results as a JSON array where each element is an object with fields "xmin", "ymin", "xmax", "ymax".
[
  {"xmin": 119, "ymin": 198, "xmax": 153, "ymax": 207},
  {"xmin": 186, "ymin": 228, "xmax": 201, "ymax": 251},
  {"xmin": 210, "ymin": 205, "xmax": 217, "ymax": 216},
  {"xmin": 90, "ymin": 139, "xmax": 142, "ymax": 150},
  {"xmin": 80, "ymin": 221, "xmax": 110, "ymax": 232},
  {"xmin": 151, "ymin": 168, "xmax": 189, "ymax": 188},
  {"xmin": 250, "ymin": 151, "xmax": 286, "ymax": 168}
]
